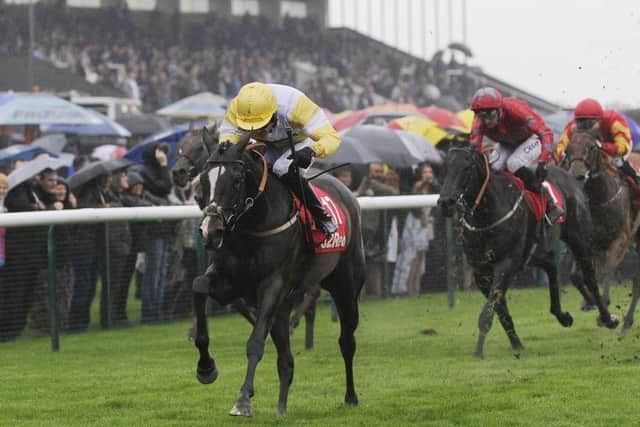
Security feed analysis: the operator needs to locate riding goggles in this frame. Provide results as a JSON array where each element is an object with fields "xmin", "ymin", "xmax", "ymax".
[{"xmin": 475, "ymin": 109, "xmax": 499, "ymax": 121}]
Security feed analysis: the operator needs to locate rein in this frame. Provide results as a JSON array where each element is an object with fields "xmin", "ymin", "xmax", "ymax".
[
  {"xmin": 204, "ymin": 142, "xmax": 298, "ymax": 237},
  {"xmin": 449, "ymin": 147, "xmax": 525, "ymax": 233}
]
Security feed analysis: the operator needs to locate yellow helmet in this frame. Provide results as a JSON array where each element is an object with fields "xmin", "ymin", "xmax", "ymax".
[{"xmin": 235, "ymin": 82, "xmax": 277, "ymax": 130}]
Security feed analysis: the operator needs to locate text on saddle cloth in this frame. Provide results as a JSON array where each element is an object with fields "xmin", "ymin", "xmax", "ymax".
[{"xmin": 293, "ymin": 185, "xmax": 348, "ymax": 254}]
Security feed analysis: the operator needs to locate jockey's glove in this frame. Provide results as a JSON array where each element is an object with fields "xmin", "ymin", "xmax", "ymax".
[
  {"xmin": 288, "ymin": 147, "xmax": 315, "ymax": 169},
  {"xmin": 536, "ymin": 162, "xmax": 548, "ymax": 180}
]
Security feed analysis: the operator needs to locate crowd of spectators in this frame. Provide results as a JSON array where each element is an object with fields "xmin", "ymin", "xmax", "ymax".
[
  {"xmin": 0, "ymin": 3, "xmax": 480, "ymax": 340},
  {"xmin": 0, "ymin": 3, "xmax": 476, "ymax": 113},
  {"xmin": 0, "ymin": 142, "xmax": 200, "ymax": 341}
]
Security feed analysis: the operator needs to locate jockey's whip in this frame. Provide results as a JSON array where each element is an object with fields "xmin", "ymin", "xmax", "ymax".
[
  {"xmin": 307, "ymin": 163, "xmax": 352, "ymax": 181},
  {"xmin": 286, "ymin": 128, "xmax": 314, "ymax": 249}
]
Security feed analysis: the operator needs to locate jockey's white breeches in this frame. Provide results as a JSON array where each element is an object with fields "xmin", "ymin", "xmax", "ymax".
[{"xmin": 482, "ymin": 135, "xmax": 542, "ymax": 173}]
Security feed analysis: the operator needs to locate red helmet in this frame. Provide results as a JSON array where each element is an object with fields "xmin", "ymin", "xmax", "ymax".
[
  {"xmin": 574, "ymin": 98, "xmax": 603, "ymax": 120},
  {"xmin": 471, "ymin": 87, "xmax": 503, "ymax": 111}
]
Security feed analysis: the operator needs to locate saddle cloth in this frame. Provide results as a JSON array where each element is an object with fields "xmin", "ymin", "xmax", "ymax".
[
  {"xmin": 292, "ymin": 185, "xmax": 348, "ymax": 254},
  {"xmin": 504, "ymin": 172, "xmax": 566, "ymax": 224}
]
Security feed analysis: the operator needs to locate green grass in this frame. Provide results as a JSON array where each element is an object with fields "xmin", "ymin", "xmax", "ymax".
[{"xmin": 3, "ymin": 285, "xmax": 640, "ymax": 426}]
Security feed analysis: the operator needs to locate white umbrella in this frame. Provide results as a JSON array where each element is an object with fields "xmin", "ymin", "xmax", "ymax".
[
  {"xmin": 40, "ymin": 108, "xmax": 132, "ymax": 137},
  {"xmin": 8, "ymin": 156, "xmax": 70, "ymax": 190},
  {"xmin": 0, "ymin": 92, "xmax": 103, "ymax": 126},
  {"xmin": 157, "ymin": 92, "xmax": 227, "ymax": 119}
]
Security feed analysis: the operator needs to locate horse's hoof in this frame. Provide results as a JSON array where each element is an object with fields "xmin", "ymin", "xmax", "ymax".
[
  {"xmin": 196, "ymin": 365, "xmax": 219, "ymax": 385},
  {"xmin": 622, "ymin": 317, "xmax": 633, "ymax": 332},
  {"xmin": 473, "ymin": 351, "xmax": 484, "ymax": 360},
  {"xmin": 558, "ymin": 312, "xmax": 573, "ymax": 328},
  {"xmin": 598, "ymin": 314, "xmax": 619, "ymax": 329},
  {"xmin": 345, "ymin": 392, "xmax": 359, "ymax": 406},
  {"xmin": 229, "ymin": 401, "xmax": 252, "ymax": 417}
]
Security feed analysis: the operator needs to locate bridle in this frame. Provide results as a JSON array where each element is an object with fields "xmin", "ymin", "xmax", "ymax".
[
  {"xmin": 448, "ymin": 147, "xmax": 524, "ymax": 232},
  {"xmin": 177, "ymin": 132, "xmax": 214, "ymax": 179},
  {"xmin": 566, "ymin": 133, "xmax": 622, "ymax": 207},
  {"xmin": 204, "ymin": 143, "xmax": 269, "ymax": 232}
]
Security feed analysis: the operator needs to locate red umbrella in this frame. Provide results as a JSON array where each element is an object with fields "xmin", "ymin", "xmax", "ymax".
[{"xmin": 418, "ymin": 106, "xmax": 465, "ymax": 128}]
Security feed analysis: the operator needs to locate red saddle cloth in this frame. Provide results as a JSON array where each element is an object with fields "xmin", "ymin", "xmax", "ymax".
[
  {"xmin": 504, "ymin": 172, "xmax": 565, "ymax": 224},
  {"xmin": 292, "ymin": 185, "xmax": 348, "ymax": 254}
]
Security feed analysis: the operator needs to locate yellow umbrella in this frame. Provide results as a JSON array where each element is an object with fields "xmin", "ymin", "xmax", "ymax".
[
  {"xmin": 387, "ymin": 115, "xmax": 449, "ymax": 145},
  {"xmin": 456, "ymin": 109, "xmax": 475, "ymax": 132}
]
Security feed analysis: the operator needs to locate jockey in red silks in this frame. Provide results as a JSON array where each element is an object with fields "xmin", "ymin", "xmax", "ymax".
[
  {"xmin": 554, "ymin": 98, "xmax": 639, "ymax": 186},
  {"xmin": 469, "ymin": 86, "xmax": 564, "ymax": 224}
]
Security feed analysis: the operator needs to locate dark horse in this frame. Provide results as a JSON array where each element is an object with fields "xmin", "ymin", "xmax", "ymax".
[
  {"xmin": 192, "ymin": 137, "xmax": 365, "ymax": 416},
  {"xmin": 437, "ymin": 146, "xmax": 618, "ymax": 358},
  {"xmin": 172, "ymin": 126, "xmax": 324, "ymax": 349},
  {"xmin": 562, "ymin": 131, "xmax": 640, "ymax": 330}
]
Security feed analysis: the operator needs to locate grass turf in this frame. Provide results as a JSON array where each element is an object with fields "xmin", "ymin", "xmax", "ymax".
[{"xmin": 2, "ymin": 285, "xmax": 640, "ymax": 426}]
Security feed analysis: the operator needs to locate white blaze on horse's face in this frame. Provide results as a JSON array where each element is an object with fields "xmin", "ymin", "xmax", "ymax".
[{"xmin": 208, "ymin": 166, "xmax": 226, "ymax": 203}]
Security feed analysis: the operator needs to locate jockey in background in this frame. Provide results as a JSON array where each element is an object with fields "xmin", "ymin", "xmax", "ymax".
[
  {"xmin": 219, "ymin": 81, "xmax": 339, "ymax": 236},
  {"xmin": 469, "ymin": 86, "xmax": 565, "ymax": 224},
  {"xmin": 554, "ymin": 98, "xmax": 639, "ymax": 187}
]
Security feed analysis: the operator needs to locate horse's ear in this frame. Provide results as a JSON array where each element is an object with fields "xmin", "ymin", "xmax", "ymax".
[{"xmin": 202, "ymin": 126, "xmax": 217, "ymax": 150}]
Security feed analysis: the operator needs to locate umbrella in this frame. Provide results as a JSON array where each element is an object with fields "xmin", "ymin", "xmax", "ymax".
[
  {"xmin": 68, "ymin": 158, "xmax": 135, "ymax": 191},
  {"xmin": 321, "ymin": 125, "xmax": 442, "ymax": 168},
  {"xmin": 157, "ymin": 92, "xmax": 227, "ymax": 120},
  {"xmin": 0, "ymin": 92, "xmax": 103, "ymax": 126},
  {"xmin": 314, "ymin": 135, "xmax": 384, "ymax": 167},
  {"xmin": 447, "ymin": 42, "xmax": 473, "ymax": 57},
  {"xmin": 68, "ymin": 161, "xmax": 110, "ymax": 190},
  {"xmin": 418, "ymin": 106, "xmax": 465, "ymax": 128},
  {"xmin": 622, "ymin": 114, "xmax": 640, "ymax": 149},
  {"xmin": 387, "ymin": 116, "xmax": 455, "ymax": 146},
  {"xmin": 40, "ymin": 108, "xmax": 132, "ymax": 137},
  {"xmin": 124, "ymin": 122, "xmax": 204, "ymax": 168},
  {"xmin": 115, "ymin": 113, "xmax": 171, "ymax": 136},
  {"xmin": 32, "ymin": 134, "xmax": 67, "ymax": 153},
  {"xmin": 8, "ymin": 156, "xmax": 70, "ymax": 190},
  {"xmin": 92, "ymin": 144, "xmax": 127, "ymax": 161},
  {"xmin": 333, "ymin": 109, "xmax": 416, "ymax": 131},
  {"xmin": 0, "ymin": 144, "xmax": 48, "ymax": 163},
  {"xmin": 456, "ymin": 109, "xmax": 475, "ymax": 132}
]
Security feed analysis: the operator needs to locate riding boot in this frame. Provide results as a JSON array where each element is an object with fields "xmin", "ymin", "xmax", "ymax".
[
  {"xmin": 619, "ymin": 160, "xmax": 640, "ymax": 187},
  {"xmin": 515, "ymin": 167, "xmax": 564, "ymax": 225},
  {"xmin": 282, "ymin": 172, "xmax": 337, "ymax": 236},
  {"xmin": 542, "ymin": 186, "xmax": 565, "ymax": 225}
]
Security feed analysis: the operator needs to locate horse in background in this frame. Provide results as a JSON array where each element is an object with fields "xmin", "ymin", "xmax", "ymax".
[
  {"xmin": 193, "ymin": 138, "xmax": 365, "ymax": 416},
  {"xmin": 561, "ymin": 131, "xmax": 640, "ymax": 330},
  {"xmin": 438, "ymin": 146, "xmax": 618, "ymax": 358}
]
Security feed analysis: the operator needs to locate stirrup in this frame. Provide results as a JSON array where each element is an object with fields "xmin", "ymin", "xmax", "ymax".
[{"xmin": 545, "ymin": 205, "xmax": 564, "ymax": 225}]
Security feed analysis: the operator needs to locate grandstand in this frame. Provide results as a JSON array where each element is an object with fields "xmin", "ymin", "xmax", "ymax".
[{"xmin": 0, "ymin": 0, "xmax": 560, "ymax": 113}]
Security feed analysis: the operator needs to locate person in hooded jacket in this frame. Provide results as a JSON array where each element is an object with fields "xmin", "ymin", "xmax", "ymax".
[{"xmin": 131, "ymin": 145, "xmax": 175, "ymax": 323}]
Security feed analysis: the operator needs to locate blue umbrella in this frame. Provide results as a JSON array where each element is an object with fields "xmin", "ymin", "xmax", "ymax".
[
  {"xmin": 40, "ymin": 108, "xmax": 131, "ymax": 137},
  {"xmin": 124, "ymin": 123, "xmax": 192, "ymax": 168},
  {"xmin": 0, "ymin": 92, "xmax": 103, "ymax": 125},
  {"xmin": 156, "ymin": 92, "xmax": 227, "ymax": 119},
  {"xmin": 622, "ymin": 114, "xmax": 640, "ymax": 151},
  {"xmin": 0, "ymin": 144, "xmax": 48, "ymax": 163}
]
